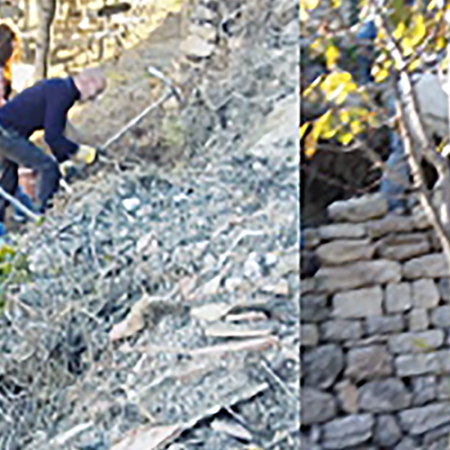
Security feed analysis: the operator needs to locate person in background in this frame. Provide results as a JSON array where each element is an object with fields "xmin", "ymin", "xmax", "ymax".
[
  {"xmin": 0, "ymin": 68, "xmax": 105, "ymax": 227},
  {"xmin": 355, "ymin": 0, "xmax": 438, "ymax": 213},
  {"xmin": 0, "ymin": 22, "xmax": 35, "ymax": 229}
]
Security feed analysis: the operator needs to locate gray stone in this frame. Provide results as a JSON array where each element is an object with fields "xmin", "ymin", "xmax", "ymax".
[
  {"xmin": 438, "ymin": 278, "xmax": 450, "ymax": 302},
  {"xmin": 320, "ymin": 320, "xmax": 362, "ymax": 342},
  {"xmin": 319, "ymin": 223, "xmax": 367, "ymax": 240},
  {"xmin": 322, "ymin": 414, "xmax": 374, "ymax": 449},
  {"xmin": 365, "ymin": 315, "xmax": 404, "ymax": 335},
  {"xmin": 334, "ymin": 380, "xmax": 359, "ymax": 414},
  {"xmin": 301, "ymin": 388, "xmax": 337, "ymax": 425},
  {"xmin": 431, "ymin": 306, "xmax": 450, "ymax": 328},
  {"xmin": 385, "ymin": 283, "xmax": 412, "ymax": 313},
  {"xmin": 333, "ymin": 287, "xmax": 383, "ymax": 318},
  {"xmin": 413, "ymin": 206, "xmax": 433, "ymax": 230},
  {"xmin": 358, "ymin": 378, "xmax": 412, "ymax": 412},
  {"xmin": 423, "ymin": 423, "xmax": 450, "ymax": 446},
  {"xmin": 412, "ymin": 376, "xmax": 436, "ymax": 406},
  {"xmin": 180, "ymin": 35, "xmax": 215, "ymax": 58},
  {"xmin": 428, "ymin": 438, "xmax": 450, "ymax": 450},
  {"xmin": 300, "ymin": 434, "xmax": 321, "ymax": 450},
  {"xmin": 411, "ymin": 279, "xmax": 440, "ymax": 309},
  {"xmin": 395, "ymin": 438, "xmax": 421, "ymax": 450},
  {"xmin": 437, "ymin": 376, "xmax": 450, "ymax": 400},
  {"xmin": 408, "ymin": 308, "xmax": 429, "ymax": 331},
  {"xmin": 303, "ymin": 345, "xmax": 344, "ymax": 389},
  {"xmin": 301, "ymin": 278, "xmax": 317, "ymax": 295},
  {"xmin": 403, "ymin": 254, "xmax": 450, "ymax": 279},
  {"xmin": 374, "ymin": 415, "xmax": 402, "ymax": 447},
  {"xmin": 315, "ymin": 260, "xmax": 401, "ymax": 293},
  {"xmin": 376, "ymin": 233, "xmax": 430, "ymax": 261},
  {"xmin": 428, "ymin": 230, "xmax": 442, "ymax": 251},
  {"xmin": 399, "ymin": 402, "xmax": 450, "ymax": 435},
  {"xmin": 303, "ymin": 228, "xmax": 321, "ymax": 249},
  {"xmin": 412, "ymin": 375, "xmax": 437, "ymax": 406},
  {"xmin": 367, "ymin": 215, "xmax": 415, "ymax": 239},
  {"xmin": 388, "ymin": 330, "xmax": 444, "ymax": 354},
  {"xmin": 301, "ymin": 324, "xmax": 319, "ymax": 347},
  {"xmin": 328, "ymin": 194, "xmax": 387, "ymax": 223},
  {"xmin": 316, "ymin": 239, "xmax": 375, "ymax": 265},
  {"xmin": 395, "ymin": 351, "xmax": 450, "ymax": 377},
  {"xmin": 344, "ymin": 335, "xmax": 389, "ymax": 348},
  {"xmin": 301, "ymin": 294, "xmax": 330, "ymax": 322},
  {"xmin": 346, "ymin": 346, "xmax": 392, "ymax": 382}
]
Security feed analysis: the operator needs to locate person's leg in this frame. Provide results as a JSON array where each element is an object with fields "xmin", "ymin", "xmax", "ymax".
[
  {"xmin": 0, "ymin": 158, "xmax": 19, "ymax": 222},
  {"xmin": 13, "ymin": 185, "xmax": 34, "ymax": 223},
  {"xmin": 0, "ymin": 129, "xmax": 61, "ymax": 213}
]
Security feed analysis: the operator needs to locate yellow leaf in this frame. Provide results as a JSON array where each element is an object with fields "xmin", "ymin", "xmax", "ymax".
[
  {"xmin": 437, "ymin": 37, "xmax": 447, "ymax": 50},
  {"xmin": 303, "ymin": 124, "xmax": 318, "ymax": 158},
  {"xmin": 408, "ymin": 14, "xmax": 426, "ymax": 46},
  {"xmin": 330, "ymin": 0, "xmax": 341, "ymax": 8},
  {"xmin": 302, "ymin": 0, "xmax": 320, "ymax": 9},
  {"xmin": 299, "ymin": 6, "xmax": 309, "ymax": 21},
  {"xmin": 338, "ymin": 131, "xmax": 353, "ymax": 145},
  {"xmin": 321, "ymin": 71, "xmax": 356, "ymax": 104},
  {"xmin": 0, "ymin": 244, "xmax": 15, "ymax": 259},
  {"xmin": 393, "ymin": 22, "xmax": 406, "ymax": 41},
  {"xmin": 312, "ymin": 111, "xmax": 330, "ymax": 140},
  {"xmin": 339, "ymin": 110, "xmax": 350, "ymax": 124},
  {"xmin": 310, "ymin": 38, "xmax": 323, "ymax": 53},
  {"xmin": 408, "ymin": 58, "xmax": 420, "ymax": 72},
  {"xmin": 427, "ymin": 0, "xmax": 438, "ymax": 10},
  {"xmin": 350, "ymin": 119, "xmax": 363, "ymax": 135},
  {"xmin": 373, "ymin": 66, "xmax": 390, "ymax": 83},
  {"xmin": 300, "ymin": 122, "xmax": 310, "ymax": 139},
  {"xmin": 303, "ymin": 75, "xmax": 324, "ymax": 98},
  {"xmin": 318, "ymin": 110, "xmax": 340, "ymax": 139},
  {"xmin": 401, "ymin": 38, "xmax": 414, "ymax": 57},
  {"xmin": 326, "ymin": 45, "xmax": 340, "ymax": 69}
]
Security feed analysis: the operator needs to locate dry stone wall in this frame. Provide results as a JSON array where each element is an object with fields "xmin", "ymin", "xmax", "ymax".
[{"xmin": 301, "ymin": 194, "xmax": 450, "ymax": 450}]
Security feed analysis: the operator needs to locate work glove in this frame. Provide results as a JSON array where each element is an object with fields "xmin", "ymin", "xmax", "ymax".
[
  {"xmin": 60, "ymin": 160, "xmax": 79, "ymax": 181},
  {"xmin": 72, "ymin": 145, "xmax": 98, "ymax": 165}
]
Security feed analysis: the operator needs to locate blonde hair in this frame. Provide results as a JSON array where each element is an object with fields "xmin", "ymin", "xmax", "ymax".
[{"xmin": 0, "ymin": 20, "xmax": 21, "ymax": 93}]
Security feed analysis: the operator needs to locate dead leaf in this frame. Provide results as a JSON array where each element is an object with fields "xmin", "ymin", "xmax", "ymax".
[
  {"xmin": 204, "ymin": 323, "xmax": 274, "ymax": 339},
  {"xmin": 211, "ymin": 419, "xmax": 252, "ymax": 441},
  {"xmin": 201, "ymin": 273, "xmax": 223, "ymax": 296},
  {"xmin": 110, "ymin": 424, "xmax": 182, "ymax": 450},
  {"xmin": 191, "ymin": 302, "xmax": 232, "ymax": 322},
  {"xmin": 225, "ymin": 311, "xmax": 268, "ymax": 322},
  {"xmin": 191, "ymin": 336, "xmax": 279, "ymax": 356},
  {"xmin": 109, "ymin": 295, "xmax": 151, "ymax": 341},
  {"xmin": 260, "ymin": 280, "xmax": 289, "ymax": 296},
  {"xmin": 179, "ymin": 275, "xmax": 198, "ymax": 299},
  {"xmin": 136, "ymin": 232, "xmax": 158, "ymax": 255}
]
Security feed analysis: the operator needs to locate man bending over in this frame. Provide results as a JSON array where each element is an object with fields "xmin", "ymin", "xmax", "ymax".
[{"xmin": 0, "ymin": 67, "xmax": 106, "ymax": 223}]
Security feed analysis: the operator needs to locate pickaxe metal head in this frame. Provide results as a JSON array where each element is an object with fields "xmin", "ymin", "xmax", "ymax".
[{"xmin": 147, "ymin": 66, "xmax": 182, "ymax": 104}]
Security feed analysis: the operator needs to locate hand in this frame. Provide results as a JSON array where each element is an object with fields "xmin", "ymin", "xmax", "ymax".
[{"xmin": 73, "ymin": 145, "xmax": 97, "ymax": 165}]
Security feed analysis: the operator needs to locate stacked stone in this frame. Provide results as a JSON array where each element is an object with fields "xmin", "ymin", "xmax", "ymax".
[{"xmin": 301, "ymin": 194, "xmax": 450, "ymax": 450}]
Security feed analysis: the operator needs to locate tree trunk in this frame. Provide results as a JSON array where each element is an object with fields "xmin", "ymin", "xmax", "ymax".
[{"xmin": 34, "ymin": 0, "xmax": 56, "ymax": 80}]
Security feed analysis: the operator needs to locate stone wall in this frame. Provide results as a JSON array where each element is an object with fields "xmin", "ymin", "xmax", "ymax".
[{"xmin": 301, "ymin": 194, "xmax": 450, "ymax": 450}]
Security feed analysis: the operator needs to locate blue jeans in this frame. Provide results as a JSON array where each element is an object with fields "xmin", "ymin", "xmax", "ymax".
[
  {"xmin": 356, "ymin": 16, "xmax": 410, "ymax": 211},
  {"xmin": 13, "ymin": 185, "xmax": 34, "ymax": 222},
  {"xmin": 0, "ymin": 126, "xmax": 61, "ymax": 221}
]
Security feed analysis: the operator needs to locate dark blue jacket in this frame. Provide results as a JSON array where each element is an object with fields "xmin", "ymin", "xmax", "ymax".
[{"xmin": 0, "ymin": 77, "xmax": 81, "ymax": 162}]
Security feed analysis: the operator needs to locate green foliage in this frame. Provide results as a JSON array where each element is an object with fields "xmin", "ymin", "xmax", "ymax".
[
  {"xmin": 0, "ymin": 242, "xmax": 32, "ymax": 312},
  {"xmin": 300, "ymin": 0, "xmax": 450, "ymax": 159}
]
